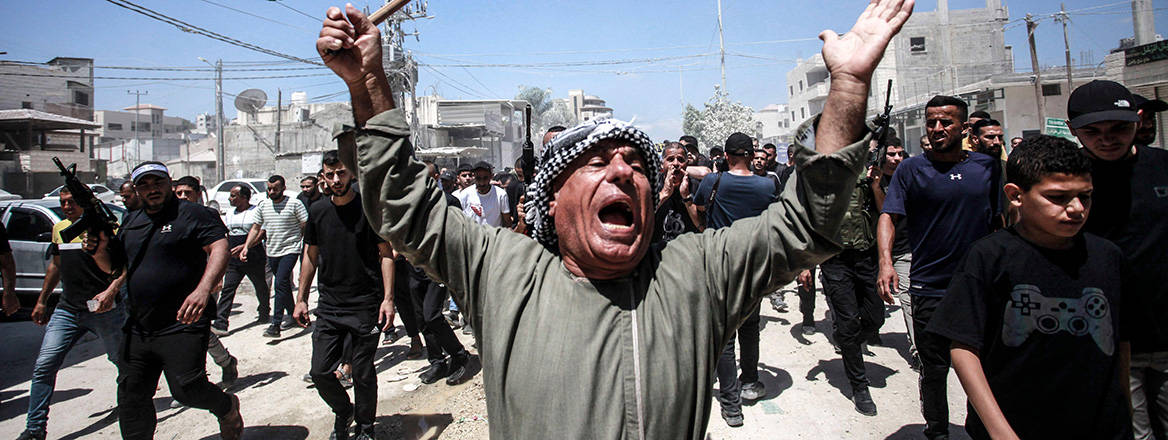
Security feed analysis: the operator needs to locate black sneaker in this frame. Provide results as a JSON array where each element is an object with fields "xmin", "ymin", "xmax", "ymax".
[
  {"xmin": 801, "ymin": 324, "xmax": 815, "ymax": 336},
  {"xmin": 16, "ymin": 429, "xmax": 46, "ymax": 440},
  {"xmin": 353, "ymin": 424, "xmax": 375, "ymax": 440},
  {"xmin": 211, "ymin": 324, "xmax": 229, "ymax": 336},
  {"xmin": 721, "ymin": 410, "xmax": 744, "ymax": 427},
  {"xmin": 330, "ymin": 414, "xmax": 353, "ymax": 440},
  {"xmin": 419, "ymin": 360, "xmax": 450, "ymax": 384},
  {"xmin": 263, "ymin": 326, "xmax": 280, "ymax": 338},
  {"xmin": 852, "ymin": 388, "xmax": 878, "ymax": 416},
  {"xmin": 281, "ymin": 317, "xmax": 296, "ymax": 330},
  {"xmin": 382, "ymin": 328, "xmax": 400, "ymax": 345},
  {"xmin": 740, "ymin": 381, "xmax": 766, "ymax": 401},
  {"xmin": 256, "ymin": 314, "xmax": 270, "ymax": 325},
  {"xmin": 445, "ymin": 352, "xmax": 470, "ymax": 385},
  {"xmin": 406, "ymin": 338, "xmax": 424, "ymax": 359},
  {"xmin": 221, "ymin": 357, "xmax": 239, "ymax": 390}
]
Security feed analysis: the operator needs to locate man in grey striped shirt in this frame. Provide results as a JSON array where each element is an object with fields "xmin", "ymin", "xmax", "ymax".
[{"xmin": 242, "ymin": 175, "xmax": 308, "ymax": 338}]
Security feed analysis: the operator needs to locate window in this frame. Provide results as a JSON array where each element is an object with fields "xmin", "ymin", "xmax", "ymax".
[
  {"xmin": 789, "ymin": 85, "xmax": 794, "ymax": 97},
  {"xmin": 801, "ymin": 107, "xmax": 806, "ymax": 120},
  {"xmin": 21, "ymin": 101, "xmax": 32, "ymax": 109},
  {"xmin": 6, "ymin": 209, "xmax": 53, "ymax": 242},
  {"xmin": 799, "ymin": 80, "xmax": 804, "ymax": 92},
  {"xmin": 791, "ymin": 112, "xmax": 796, "ymax": 121},
  {"xmin": 132, "ymin": 122, "xmax": 151, "ymax": 132},
  {"xmin": 910, "ymin": 37, "xmax": 926, "ymax": 53},
  {"xmin": 73, "ymin": 90, "xmax": 89, "ymax": 106},
  {"xmin": 1042, "ymin": 84, "xmax": 1061, "ymax": 96},
  {"xmin": 107, "ymin": 123, "xmax": 123, "ymax": 131}
]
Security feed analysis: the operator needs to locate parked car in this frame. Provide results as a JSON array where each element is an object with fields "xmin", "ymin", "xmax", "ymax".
[
  {"xmin": 208, "ymin": 179, "xmax": 297, "ymax": 214},
  {"xmin": 0, "ymin": 199, "xmax": 127, "ymax": 308},
  {"xmin": 43, "ymin": 184, "xmax": 117, "ymax": 204},
  {"xmin": 0, "ymin": 189, "xmax": 20, "ymax": 201}
]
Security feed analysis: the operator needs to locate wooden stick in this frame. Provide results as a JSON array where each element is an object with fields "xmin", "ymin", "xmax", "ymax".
[{"xmin": 368, "ymin": 0, "xmax": 411, "ymax": 25}]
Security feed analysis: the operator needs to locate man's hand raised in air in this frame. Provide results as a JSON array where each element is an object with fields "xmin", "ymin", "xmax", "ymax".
[{"xmin": 317, "ymin": 4, "xmax": 395, "ymax": 126}]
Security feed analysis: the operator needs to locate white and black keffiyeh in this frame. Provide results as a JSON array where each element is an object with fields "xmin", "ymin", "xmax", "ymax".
[{"xmin": 524, "ymin": 118, "xmax": 661, "ymax": 251}]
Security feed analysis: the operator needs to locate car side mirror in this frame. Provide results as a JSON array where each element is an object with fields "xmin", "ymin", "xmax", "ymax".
[{"xmin": 35, "ymin": 231, "xmax": 52, "ymax": 243}]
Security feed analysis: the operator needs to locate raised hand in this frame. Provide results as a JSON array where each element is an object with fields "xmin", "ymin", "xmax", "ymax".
[
  {"xmin": 819, "ymin": 0, "xmax": 914, "ymax": 85},
  {"xmin": 317, "ymin": 4, "xmax": 385, "ymax": 88}
]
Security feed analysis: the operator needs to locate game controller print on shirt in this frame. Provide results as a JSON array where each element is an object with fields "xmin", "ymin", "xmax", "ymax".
[{"xmin": 1002, "ymin": 284, "xmax": 1115, "ymax": 356}]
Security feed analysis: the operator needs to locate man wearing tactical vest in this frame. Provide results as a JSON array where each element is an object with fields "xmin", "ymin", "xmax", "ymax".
[{"xmin": 820, "ymin": 162, "xmax": 886, "ymax": 417}]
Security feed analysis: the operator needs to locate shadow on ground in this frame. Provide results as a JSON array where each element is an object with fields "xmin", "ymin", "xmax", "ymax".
[
  {"xmin": 885, "ymin": 423, "xmax": 971, "ymax": 440},
  {"xmin": 0, "ymin": 387, "xmax": 92, "ymax": 422},
  {"xmin": 744, "ymin": 362, "xmax": 794, "ymax": 405},
  {"xmin": 195, "ymin": 424, "xmax": 310, "ymax": 440},
  {"xmin": 59, "ymin": 406, "xmax": 119, "ymax": 440},
  {"xmin": 805, "ymin": 358, "xmax": 897, "ymax": 398},
  {"xmin": 377, "ymin": 413, "xmax": 454, "ymax": 440}
]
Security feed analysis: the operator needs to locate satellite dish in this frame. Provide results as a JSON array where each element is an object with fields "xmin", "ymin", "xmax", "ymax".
[{"xmin": 234, "ymin": 89, "xmax": 267, "ymax": 113}]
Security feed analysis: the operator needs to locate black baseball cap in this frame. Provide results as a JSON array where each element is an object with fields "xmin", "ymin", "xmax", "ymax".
[
  {"xmin": 439, "ymin": 170, "xmax": 456, "ymax": 181},
  {"xmin": 1067, "ymin": 80, "xmax": 1139, "ymax": 129},
  {"xmin": 472, "ymin": 161, "xmax": 493, "ymax": 172},
  {"xmin": 1133, "ymin": 94, "xmax": 1168, "ymax": 113},
  {"xmin": 456, "ymin": 163, "xmax": 472, "ymax": 173},
  {"xmin": 724, "ymin": 132, "xmax": 754, "ymax": 156}
]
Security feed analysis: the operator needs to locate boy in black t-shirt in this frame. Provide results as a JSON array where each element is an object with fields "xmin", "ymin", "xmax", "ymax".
[{"xmin": 928, "ymin": 135, "xmax": 1132, "ymax": 440}]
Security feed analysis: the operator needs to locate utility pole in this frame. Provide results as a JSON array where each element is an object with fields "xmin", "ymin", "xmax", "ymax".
[
  {"xmin": 1055, "ymin": 4, "xmax": 1073, "ymax": 93},
  {"xmin": 1025, "ymin": 14, "xmax": 1047, "ymax": 133},
  {"xmin": 127, "ymin": 90, "xmax": 147, "ymax": 163},
  {"xmin": 214, "ymin": 59, "xmax": 224, "ymax": 183},
  {"xmin": 716, "ymin": 0, "xmax": 727, "ymax": 91},
  {"xmin": 275, "ymin": 89, "xmax": 282, "ymax": 153}
]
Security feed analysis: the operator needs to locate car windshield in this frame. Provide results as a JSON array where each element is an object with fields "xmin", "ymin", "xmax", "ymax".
[
  {"xmin": 250, "ymin": 181, "xmax": 265, "ymax": 193},
  {"xmin": 49, "ymin": 204, "xmax": 127, "ymax": 223}
]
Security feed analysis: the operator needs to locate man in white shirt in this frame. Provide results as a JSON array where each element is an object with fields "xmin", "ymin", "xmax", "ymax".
[
  {"xmin": 457, "ymin": 161, "xmax": 512, "ymax": 228},
  {"xmin": 242, "ymin": 175, "xmax": 308, "ymax": 338}
]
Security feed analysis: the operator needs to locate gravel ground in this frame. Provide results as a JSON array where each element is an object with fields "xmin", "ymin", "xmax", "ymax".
[{"xmin": 0, "ymin": 276, "xmax": 971, "ymax": 439}]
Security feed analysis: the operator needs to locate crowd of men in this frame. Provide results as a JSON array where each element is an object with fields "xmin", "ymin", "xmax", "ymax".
[{"xmin": 3, "ymin": 0, "xmax": 1167, "ymax": 438}]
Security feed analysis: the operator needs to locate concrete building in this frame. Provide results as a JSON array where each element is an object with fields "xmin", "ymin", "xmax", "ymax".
[
  {"xmin": 94, "ymin": 104, "xmax": 194, "ymax": 143},
  {"xmin": 566, "ymin": 90, "xmax": 612, "ymax": 123},
  {"xmin": 414, "ymin": 96, "xmax": 529, "ymax": 169},
  {"xmin": 754, "ymin": 104, "xmax": 795, "ymax": 144},
  {"xmin": 0, "ymin": 110, "xmax": 102, "ymax": 197},
  {"xmin": 0, "ymin": 58, "xmax": 94, "ymax": 122}
]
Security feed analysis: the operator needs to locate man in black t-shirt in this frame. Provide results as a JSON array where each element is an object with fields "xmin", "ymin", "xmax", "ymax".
[
  {"xmin": 654, "ymin": 142, "xmax": 702, "ymax": 243},
  {"xmin": 89, "ymin": 161, "xmax": 240, "ymax": 440},
  {"xmin": 19, "ymin": 188, "xmax": 126, "ymax": 440},
  {"xmin": 297, "ymin": 175, "xmax": 327, "ymax": 212},
  {"xmin": 293, "ymin": 150, "xmax": 395, "ymax": 440},
  {"xmin": 1069, "ymin": 81, "xmax": 1168, "ymax": 439}
]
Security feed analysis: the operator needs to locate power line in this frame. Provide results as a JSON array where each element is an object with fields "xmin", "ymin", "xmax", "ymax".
[
  {"xmin": 196, "ymin": 0, "xmax": 313, "ymax": 31},
  {"xmin": 103, "ymin": 0, "xmax": 323, "ymax": 66},
  {"xmin": 414, "ymin": 38, "xmax": 817, "ymax": 58},
  {"xmin": 421, "ymin": 53, "xmax": 714, "ymax": 69},
  {"xmin": 0, "ymin": 71, "xmax": 332, "ymax": 81},
  {"xmin": 270, "ymin": 1, "xmax": 322, "ymax": 23}
]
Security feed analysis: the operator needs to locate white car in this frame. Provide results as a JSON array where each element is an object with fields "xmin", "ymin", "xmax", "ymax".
[
  {"xmin": 42, "ymin": 184, "xmax": 117, "ymax": 204},
  {"xmin": 208, "ymin": 179, "xmax": 299, "ymax": 214}
]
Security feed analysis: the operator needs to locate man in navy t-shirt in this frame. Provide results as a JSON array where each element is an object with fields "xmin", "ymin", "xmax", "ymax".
[
  {"xmin": 876, "ymin": 95, "xmax": 1003, "ymax": 440},
  {"xmin": 693, "ymin": 132, "xmax": 776, "ymax": 427}
]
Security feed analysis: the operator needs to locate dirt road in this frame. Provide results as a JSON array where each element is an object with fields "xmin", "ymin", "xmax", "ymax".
[{"xmin": 0, "ymin": 280, "xmax": 970, "ymax": 439}]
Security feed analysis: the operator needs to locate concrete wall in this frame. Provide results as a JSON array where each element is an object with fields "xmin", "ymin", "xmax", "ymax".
[{"xmin": 0, "ymin": 59, "xmax": 94, "ymax": 121}]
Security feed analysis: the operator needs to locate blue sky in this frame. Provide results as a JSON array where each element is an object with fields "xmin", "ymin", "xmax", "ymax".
[{"xmin": 1, "ymin": 0, "xmax": 1164, "ymax": 141}]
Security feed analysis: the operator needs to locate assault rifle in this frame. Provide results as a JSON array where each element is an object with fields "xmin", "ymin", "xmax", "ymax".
[
  {"xmin": 52, "ymin": 157, "xmax": 120, "ymax": 247},
  {"xmin": 868, "ymin": 79, "xmax": 894, "ymax": 171},
  {"xmin": 521, "ymin": 104, "xmax": 535, "ymax": 185}
]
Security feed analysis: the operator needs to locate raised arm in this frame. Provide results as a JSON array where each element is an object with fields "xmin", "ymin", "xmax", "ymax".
[{"xmin": 316, "ymin": 5, "xmax": 395, "ymax": 127}]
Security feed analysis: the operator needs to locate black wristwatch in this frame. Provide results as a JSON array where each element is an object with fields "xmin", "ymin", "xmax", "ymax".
[{"xmin": 682, "ymin": 194, "xmax": 693, "ymax": 203}]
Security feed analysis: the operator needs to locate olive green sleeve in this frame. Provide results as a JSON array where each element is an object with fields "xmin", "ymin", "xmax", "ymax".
[{"xmin": 336, "ymin": 109, "xmax": 541, "ymax": 324}]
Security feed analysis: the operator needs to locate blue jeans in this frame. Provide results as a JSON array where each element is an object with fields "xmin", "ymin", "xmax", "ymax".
[
  {"xmin": 26, "ymin": 303, "xmax": 127, "ymax": 434},
  {"xmin": 268, "ymin": 253, "xmax": 299, "ymax": 328}
]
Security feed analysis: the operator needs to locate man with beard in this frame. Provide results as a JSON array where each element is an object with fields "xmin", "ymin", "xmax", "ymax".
[
  {"xmin": 18, "ymin": 188, "xmax": 126, "ymax": 440},
  {"xmin": 1070, "ymin": 81, "xmax": 1168, "ymax": 440},
  {"xmin": 1134, "ymin": 94, "xmax": 1167, "ymax": 147},
  {"xmin": 88, "ymin": 162, "xmax": 241, "ymax": 440},
  {"xmin": 877, "ymin": 95, "xmax": 1004, "ymax": 440},
  {"xmin": 294, "ymin": 150, "xmax": 394, "ymax": 440},
  {"xmin": 298, "ymin": 175, "xmax": 327, "ymax": 211},
  {"xmin": 242, "ymin": 175, "xmax": 308, "ymax": 338},
  {"xmin": 316, "ymin": 0, "xmax": 911, "ymax": 436},
  {"xmin": 969, "ymin": 119, "xmax": 1006, "ymax": 160},
  {"xmin": 654, "ymin": 142, "xmax": 702, "ymax": 243},
  {"xmin": 120, "ymin": 181, "xmax": 141, "ymax": 210}
]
